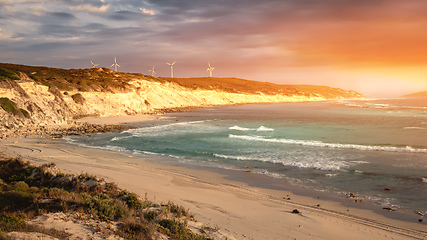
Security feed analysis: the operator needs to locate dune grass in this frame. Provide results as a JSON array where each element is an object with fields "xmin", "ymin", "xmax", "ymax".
[{"xmin": 0, "ymin": 156, "xmax": 211, "ymax": 240}]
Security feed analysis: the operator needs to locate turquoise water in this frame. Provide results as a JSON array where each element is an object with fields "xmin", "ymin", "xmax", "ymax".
[{"xmin": 68, "ymin": 99, "xmax": 427, "ymax": 214}]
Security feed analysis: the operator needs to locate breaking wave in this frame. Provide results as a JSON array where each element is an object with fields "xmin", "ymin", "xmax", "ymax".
[
  {"xmin": 229, "ymin": 134, "xmax": 427, "ymax": 153},
  {"xmin": 213, "ymin": 153, "xmax": 353, "ymax": 171},
  {"xmin": 229, "ymin": 125, "xmax": 274, "ymax": 132}
]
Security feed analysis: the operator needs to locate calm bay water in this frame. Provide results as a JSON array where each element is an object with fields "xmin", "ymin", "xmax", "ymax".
[{"xmin": 68, "ymin": 98, "xmax": 427, "ymax": 214}]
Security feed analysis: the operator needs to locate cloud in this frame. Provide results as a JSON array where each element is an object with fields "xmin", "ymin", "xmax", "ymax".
[
  {"xmin": 68, "ymin": 4, "xmax": 109, "ymax": 13},
  {"xmin": 30, "ymin": 5, "xmax": 47, "ymax": 16},
  {"xmin": 109, "ymin": 10, "xmax": 143, "ymax": 21},
  {"xmin": 27, "ymin": 41, "xmax": 71, "ymax": 51},
  {"xmin": 49, "ymin": 12, "xmax": 76, "ymax": 20},
  {"xmin": 39, "ymin": 24, "xmax": 81, "ymax": 38},
  {"xmin": 140, "ymin": 8, "xmax": 154, "ymax": 15}
]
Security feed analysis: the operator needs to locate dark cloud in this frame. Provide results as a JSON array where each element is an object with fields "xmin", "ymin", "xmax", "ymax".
[
  {"xmin": 49, "ymin": 12, "xmax": 76, "ymax": 20},
  {"xmin": 109, "ymin": 10, "xmax": 144, "ymax": 21},
  {"xmin": 27, "ymin": 42, "xmax": 71, "ymax": 51},
  {"xmin": 39, "ymin": 24, "xmax": 81, "ymax": 37},
  {"xmin": 84, "ymin": 23, "xmax": 108, "ymax": 29}
]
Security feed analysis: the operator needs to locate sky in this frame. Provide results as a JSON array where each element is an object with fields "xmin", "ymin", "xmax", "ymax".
[{"xmin": 1, "ymin": 0, "xmax": 427, "ymax": 97}]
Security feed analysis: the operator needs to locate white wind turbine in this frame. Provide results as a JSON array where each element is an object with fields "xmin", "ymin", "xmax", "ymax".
[
  {"xmin": 110, "ymin": 57, "xmax": 120, "ymax": 71},
  {"xmin": 90, "ymin": 60, "xmax": 99, "ymax": 68},
  {"xmin": 207, "ymin": 63, "xmax": 214, "ymax": 77},
  {"xmin": 167, "ymin": 61, "xmax": 176, "ymax": 78},
  {"xmin": 149, "ymin": 66, "xmax": 156, "ymax": 76}
]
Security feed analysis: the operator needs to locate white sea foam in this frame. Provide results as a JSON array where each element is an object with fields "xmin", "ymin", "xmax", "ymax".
[
  {"xmin": 325, "ymin": 173, "xmax": 338, "ymax": 177},
  {"xmin": 403, "ymin": 127, "xmax": 425, "ymax": 130},
  {"xmin": 422, "ymin": 178, "xmax": 427, "ymax": 183},
  {"xmin": 229, "ymin": 125, "xmax": 274, "ymax": 132},
  {"xmin": 110, "ymin": 136, "xmax": 132, "ymax": 142},
  {"xmin": 124, "ymin": 120, "xmax": 213, "ymax": 137},
  {"xmin": 229, "ymin": 134, "xmax": 427, "ymax": 153},
  {"xmin": 213, "ymin": 153, "xmax": 350, "ymax": 171},
  {"xmin": 229, "ymin": 126, "xmax": 254, "ymax": 131},
  {"xmin": 257, "ymin": 126, "xmax": 274, "ymax": 132}
]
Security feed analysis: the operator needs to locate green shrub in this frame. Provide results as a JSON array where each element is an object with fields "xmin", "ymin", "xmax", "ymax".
[
  {"xmin": 19, "ymin": 108, "xmax": 30, "ymax": 118},
  {"xmin": 13, "ymin": 181, "xmax": 29, "ymax": 191},
  {"xmin": 0, "ymin": 213, "xmax": 26, "ymax": 232},
  {"xmin": 0, "ymin": 158, "xmax": 35, "ymax": 183},
  {"xmin": 122, "ymin": 193, "xmax": 142, "ymax": 210},
  {"xmin": 0, "ymin": 98, "xmax": 19, "ymax": 115},
  {"xmin": 82, "ymin": 193, "xmax": 127, "ymax": 221},
  {"xmin": 144, "ymin": 211, "xmax": 158, "ymax": 221},
  {"xmin": 0, "ymin": 191, "xmax": 36, "ymax": 212},
  {"xmin": 71, "ymin": 93, "xmax": 85, "ymax": 104},
  {"xmin": 0, "ymin": 68, "xmax": 19, "ymax": 81},
  {"xmin": 0, "ymin": 98, "xmax": 29, "ymax": 118}
]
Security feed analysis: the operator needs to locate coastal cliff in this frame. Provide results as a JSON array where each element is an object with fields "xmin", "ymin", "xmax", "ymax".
[{"xmin": 0, "ymin": 63, "xmax": 363, "ymax": 136}]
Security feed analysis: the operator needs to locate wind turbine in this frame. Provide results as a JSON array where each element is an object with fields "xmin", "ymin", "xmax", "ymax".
[
  {"xmin": 90, "ymin": 60, "xmax": 99, "ymax": 68},
  {"xmin": 149, "ymin": 66, "xmax": 156, "ymax": 76},
  {"xmin": 167, "ymin": 61, "xmax": 176, "ymax": 78},
  {"xmin": 110, "ymin": 57, "xmax": 120, "ymax": 71},
  {"xmin": 207, "ymin": 63, "xmax": 214, "ymax": 77}
]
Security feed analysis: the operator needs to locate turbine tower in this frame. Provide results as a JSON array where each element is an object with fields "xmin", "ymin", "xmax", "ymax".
[
  {"xmin": 90, "ymin": 60, "xmax": 99, "ymax": 68},
  {"xmin": 167, "ymin": 61, "xmax": 176, "ymax": 78},
  {"xmin": 207, "ymin": 63, "xmax": 214, "ymax": 77},
  {"xmin": 110, "ymin": 57, "xmax": 120, "ymax": 71},
  {"xmin": 149, "ymin": 66, "xmax": 156, "ymax": 76}
]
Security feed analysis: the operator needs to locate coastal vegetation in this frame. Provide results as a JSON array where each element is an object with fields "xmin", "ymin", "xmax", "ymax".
[
  {"xmin": 0, "ymin": 155, "xmax": 211, "ymax": 239},
  {"xmin": 0, "ymin": 97, "xmax": 29, "ymax": 119}
]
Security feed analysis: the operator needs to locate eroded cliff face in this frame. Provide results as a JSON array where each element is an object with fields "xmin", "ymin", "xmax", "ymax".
[{"xmin": 0, "ymin": 70, "xmax": 362, "ymax": 136}]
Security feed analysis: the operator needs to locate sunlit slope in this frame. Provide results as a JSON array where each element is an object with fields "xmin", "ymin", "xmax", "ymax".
[
  {"xmin": 1, "ymin": 63, "xmax": 363, "ymax": 99},
  {"xmin": 402, "ymin": 91, "xmax": 427, "ymax": 98}
]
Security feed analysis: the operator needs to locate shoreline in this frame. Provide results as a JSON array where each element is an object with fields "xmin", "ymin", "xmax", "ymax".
[{"xmin": 1, "ymin": 133, "xmax": 426, "ymax": 239}]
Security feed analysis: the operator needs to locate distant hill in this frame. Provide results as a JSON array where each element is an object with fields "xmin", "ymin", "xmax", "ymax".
[
  {"xmin": 402, "ymin": 91, "xmax": 427, "ymax": 98},
  {"xmin": 0, "ymin": 63, "xmax": 363, "ymax": 99}
]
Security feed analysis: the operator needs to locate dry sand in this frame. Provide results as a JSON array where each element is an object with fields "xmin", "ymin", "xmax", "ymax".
[
  {"xmin": 76, "ymin": 114, "xmax": 159, "ymax": 125},
  {"xmin": 1, "ymin": 116, "xmax": 426, "ymax": 239}
]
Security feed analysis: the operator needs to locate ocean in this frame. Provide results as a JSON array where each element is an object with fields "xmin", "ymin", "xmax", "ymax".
[{"xmin": 67, "ymin": 98, "xmax": 427, "ymax": 216}]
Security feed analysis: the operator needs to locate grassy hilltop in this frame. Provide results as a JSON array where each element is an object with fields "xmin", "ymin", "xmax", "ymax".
[{"xmin": 0, "ymin": 63, "xmax": 363, "ymax": 98}]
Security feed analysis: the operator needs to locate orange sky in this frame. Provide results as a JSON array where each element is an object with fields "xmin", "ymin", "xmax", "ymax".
[{"xmin": 1, "ymin": 0, "xmax": 427, "ymax": 97}]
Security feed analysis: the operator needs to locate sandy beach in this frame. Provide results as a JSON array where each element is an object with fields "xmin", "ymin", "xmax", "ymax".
[{"xmin": 1, "ymin": 116, "xmax": 426, "ymax": 239}]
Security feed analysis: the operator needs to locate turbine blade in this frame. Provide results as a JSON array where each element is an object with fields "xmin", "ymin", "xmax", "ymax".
[
  {"xmin": 117, "ymin": 64, "xmax": 121, "ymax": 67},
  {"xmin": 110, "ymin": 64, "xmax": 114, "ymax": 67}
]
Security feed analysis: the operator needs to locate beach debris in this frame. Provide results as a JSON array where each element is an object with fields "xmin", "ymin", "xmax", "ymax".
[
  {"xmin": 384, "ymin": 187, "xmax": 391, "ymax": 191},
  {"xmin": 245, "ymin": 170, "xmax": 252, "ymax": 173},
  {"xmin": 283, "ymin": 197, "xmax": 291, "ymax": 200},
  {"xmin": 292, "ymin": 209, "xmax": 301, "ymax": 214},
  {"xmin": 382, "ymin": 207, "xmax": 396, "ymax": 211},
  {"xmin": 346, "ymin": 193, "xmax": 356, "ymax": 198},
  {"xmin": 316, "ymin": 204, "xmax": 320, "ymax": 207},
  {"xmin": 419, "ymin": 218, "xmax": 423, "ymax": 222}
]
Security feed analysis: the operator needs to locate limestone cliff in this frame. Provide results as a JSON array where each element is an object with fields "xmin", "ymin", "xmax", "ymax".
[{"xmin": 0, "ymin": 63, "xmax": 363, "ymax": 135}]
